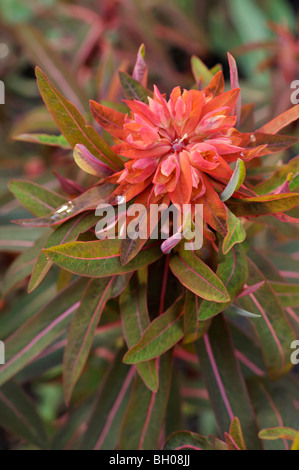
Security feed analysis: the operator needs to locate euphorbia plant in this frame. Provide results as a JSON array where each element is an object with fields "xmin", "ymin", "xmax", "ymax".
[{"xmin": 1, "ymin": 48, "xmax": 299, "ymax": 450}]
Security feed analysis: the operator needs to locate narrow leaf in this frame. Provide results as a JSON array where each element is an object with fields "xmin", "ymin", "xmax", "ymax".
[
  {"xmin": 120, "ymin": 269, "xmax": 159, "ymax": 392},
  {"xmin": 44, "ymin": 239, "xmax": 162, "ymax": 278},
  {"xmin": 170, "ymin": 250, "xmax": 230, "ymax": 303},
  {"xmin": 123, "ymin": 297, "xmax": 184, "ymax": 364},
  {"xmin": 219, "ymin": 159, "xmax": 246, "ymax": 202}
]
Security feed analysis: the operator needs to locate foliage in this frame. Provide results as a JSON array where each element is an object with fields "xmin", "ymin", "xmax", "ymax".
[{"xmin": 0, "ymin": 0, "xmax": 299, "ymax": 451}]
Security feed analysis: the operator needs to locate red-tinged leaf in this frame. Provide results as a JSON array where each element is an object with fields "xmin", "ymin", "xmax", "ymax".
[
  {"xmin": 239, "ymin": 103, "xmax": 255, "ymax": 132},
  {"xmin": 222, "ymin": 209, "xmax": 246, "ymax": 254},
  {"xmin": 119, "ymin": 188, "xmax": 164, "ymax": 266},
  {"xmin": 219, "ymin": 159, "xmax": 246, "ymax": 202},
  {"xmin": 44, "ymin": 239, "xmax": 163, "ymax": 278},
  {"xmin": 224, "ymin": 433, "xmax": 242, "ymax": 450},
  {"xmin": 35, "ymin": 67, "xmax": 123, "ymax": 170},
  {"xmin": 63, "ymin": 275, "xmax": 130, "ymax": 404},
  {"xmin": 13, "ymin": 133, "xmax": 71, "ymax": 149},
  {"xmin": 0, "ymin": 381, "xmax": 48, "ymax": 449},
  {"xmin": 90, "ymin": 100, "xmax": 125, "ymax": 140},
  {"xmin": 79, "ymin": 348, "xmax": 134, "ymax": 450},
  {"xmin": 202, "ymin": 71, "xmax": 225, "ymax": 99},
  {"xmin": 54, "ymin": 171, "xmax": 85, "ymax": 197},
  {"xmin": 227, "ymin": 53, "xmax": 241, "ymax": 126},
  {"xmin": 119, "ymin": 352, "xmax": 172, "ymax": 450},
  {"xmin": 13, "ymin": 184, "xmax": 114, "ymax": 227},
  {"xmin": 237, "ymin": 257, "xmax": 296, "ymax": 379},
  {"xmin": 15, "ymin": 24, "xmax": 88, "ymax": 113},
  {"xmin": 257, "ymin": 104, "xmax": 299, "ymax": 134},
  {"xmin": 119, "ymin": 71, "xmax": 153, "ymax": 103},
  {"xmin": 195, "ymin": 315, "xmax": 262, "ymax": 450},
  {"xmin": 259, "ymin": 427, "xmax": 297, "ymax": 441},
  {"xmin": 132, "ymin": 44, "xmax": 148, "ymax": 87},
  {"xmin": 0, "ymin": 279, "xmax": 88, "ymax": 387},
  {"xmin": 170, "ymin": 250, "xmax": 230, "ymax": 303},
  {"xmin": 29, "ymin": 213, "xmax": 98, "ymax": 293},
  {"xmin": 254, "ymin": 155, "xmax": 299, "ymax": 196},
  {"xmin": 73, "ymin": 144, "xmax": 114, "ymax": 178},
  {"xmin": 236, "ymin": 282, "xmax": 265, "ymax": 299},
  {"xmin": 123, "ymin": 297, "xmax": 184, "ymax": 364},
  {"xmin": 244, "ymin": 132, "xmax": 299, "ymax": 154},
  {"xmin": 120, "ymin": 269, "xmax": 159, "ymax": 392},
  {"xmin": 164, "ymin": 431, "xmax": 227, "ymax": 451},
  {"xmin": 227, "ymin": 193, "xmax": 299, "ymax": 217},
  {"xmin": 200, "ymin": 175, "xmax": 228, "ymax": 237},
  {"xmin": 183, "ymin": 290, "xmax": 211, "ymax": 344},
  {"xmin": 198, "ymin": 242, "xmax": 247, "ymax": 320},
  {"xmin": 229, "ymin": 417, "xmax": 247, "ymax": 450},
  {"xmin": 9, "ymin": 180, "xmax": 67, "ymax": 217}
]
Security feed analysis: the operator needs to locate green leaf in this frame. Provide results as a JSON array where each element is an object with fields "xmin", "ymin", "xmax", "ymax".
[
  {"xmin": 229, "ymin": 417, "xmax": 247, "ymax": 450},
  {"xmin": 183, "ymin": 290, "xmax": 211, "ymax": 344},
  {"xmin": 9, "ymin": 180, "xmax": 66, "ymax": 217},
  {"xmin": 227, "ymin": 193, "xmax": 299, "ymax": 217},
  {"xmin": 13, "ymin": 133, "xmax": 71, "ymax": 149},
  {"xmin": 269, "ymin": 281, "xmax": 299, "ymax": 308},
  {"xmin": 0, "ymin": 381, "xmax": 48, "ymax": 448},
  {"xmin": 123, "ymin": 297, "xmax": 184, "ymax": 364},
  {"xmin": 35, "ymin": 67, "xmax": 123, "ymax": 170},
  {"xmin": 44, "ymin": 239, "xmax": 163, "ymax": 278},
  {"xmin": 164, "ymin": 431, "xmax": 227, "ymax": 450},
  {"xmin": 238, "ymin": 256, "xmax": 296, "ymax": 379},
  {"xmin": 63, "ymin": 275, "xmax": 130, "ymax": 404},
  {"xmin": 170, "ymin": 250, "xmax": 230, "ymax": 303},
  {"xmin": 220, "ymin": 159, "xmax": 246, "ymax": 202},
  {"xmin": 119, "ymin": 72, "xmax": 153, "ymax": 103},
  {"xmin": 29, "ymin": 213, "xmax": 98, "ymax": 293},
  {"xmin": 119, "ymin": 352, "xmax": 173, "ymax": 450},
  {"xmin": 254, "ymin": 155, "xmax": 299, "ymax": 195},
  {"xmin": 0, "ymin": 279, "xmax": 87, "ymax": 387},
  {"xmin": 14, "ymin": 184, "xmax": 114, "ymax": 227},
  {"xmin": 198, "ymin": 242, "xmax": 247, "ymax": 320},
  {"xmin": 79, "ymin": 348, "xmax": 134, "ymax": 450},
  {"xmin": 222, "ymin": 209, "xmax": 246, "ymax": 254},
  {"xmin": 120, "ymin": 269, "xmax": 159, "ymax": 392},
  {"xmin": 259, "ymin": 427, "xmax": 297, "ymax": 441},
  {"xmin": 195, "ymin": 315, "xmax": 262, "ymax": 450},
  {"xmin": 191, "ymin": 56, "xmax": 213, "ymax": 86},
  {"xmin": 225, "ymin": 304, "xmax": 261, "ymax": 318},
  {"xmin": 73, "ymin": 144, "xmax": 114, "ymax": 178}
]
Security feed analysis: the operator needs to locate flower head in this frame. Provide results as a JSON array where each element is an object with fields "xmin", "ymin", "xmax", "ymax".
[{"xmin": 89, "ymin": 65, "xmax": 299, "ymax": 247}]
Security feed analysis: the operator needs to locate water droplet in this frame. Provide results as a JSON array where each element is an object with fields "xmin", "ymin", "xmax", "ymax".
[
  {"xmin": 108, "ymin": 195, "xmax": 126, "ymax": 205},
  {"xmin": 50, "ymin": 201, "xmax": 75, "ymax": 222},
  {"xmin": 250, "ymin": 134, "xmax": 256, "ymax": 143},
  {"xmin": 240, "ymin": 152, "xmax": 245, "ymax": 157}
]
